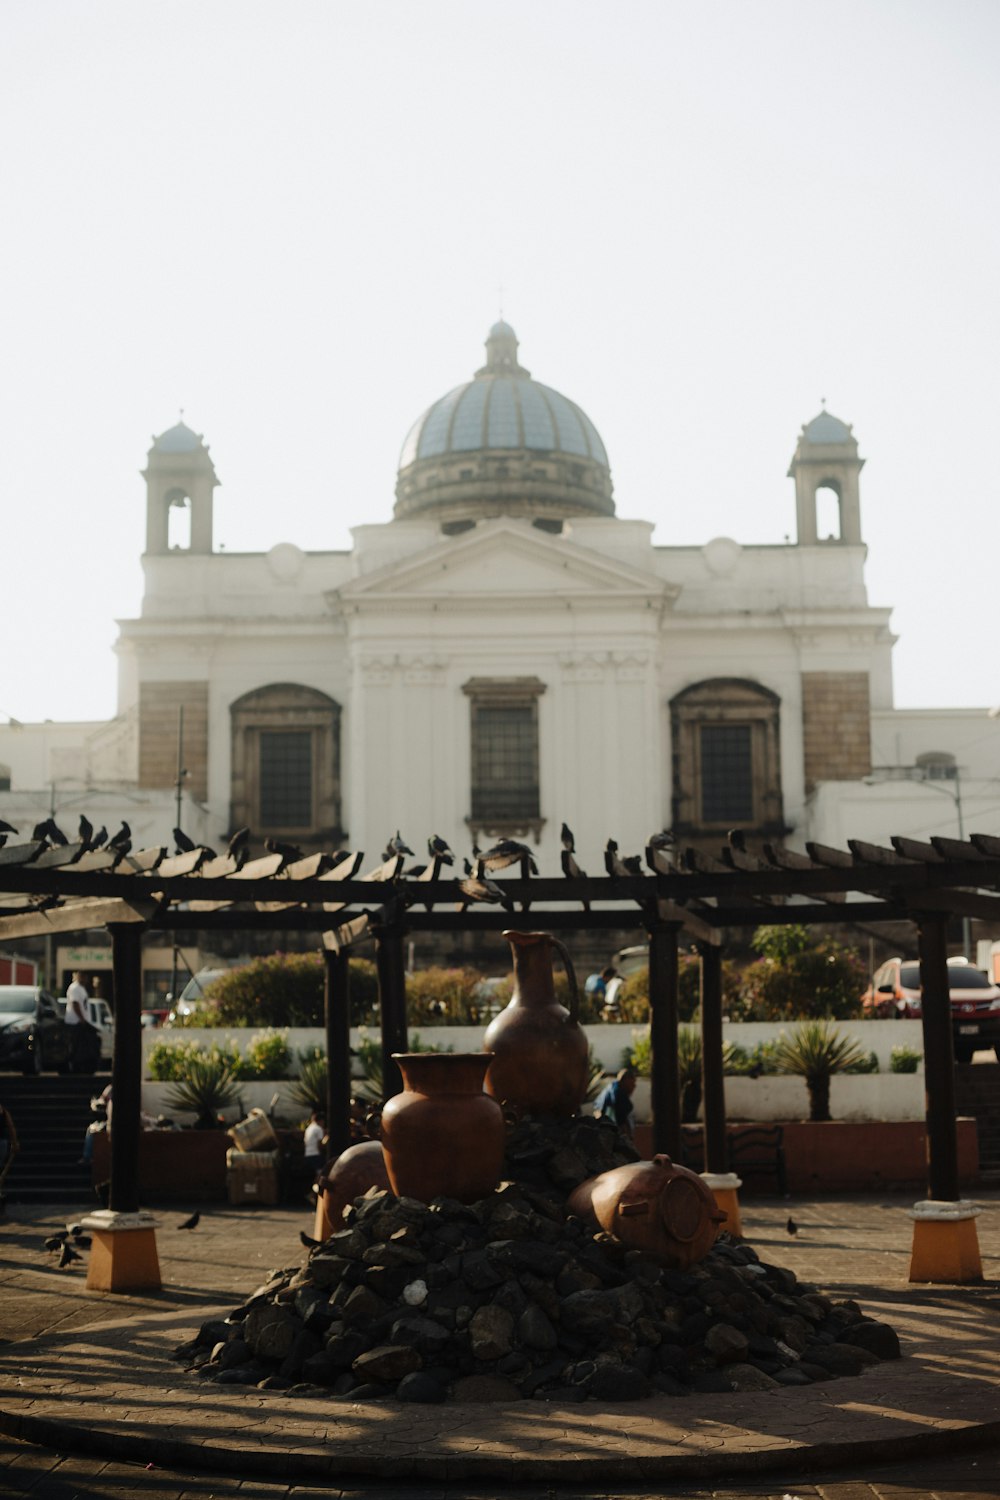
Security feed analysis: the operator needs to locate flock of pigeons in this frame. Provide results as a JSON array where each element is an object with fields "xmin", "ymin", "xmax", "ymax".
[{"xmin": 45, "ymin": 1210, "xmax": 200, "ymax": 1270}]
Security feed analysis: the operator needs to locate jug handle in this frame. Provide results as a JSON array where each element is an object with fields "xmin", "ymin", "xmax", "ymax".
[{"xmin": 549, "ymin": 935, "xmax": 580, "ymax": 1024}]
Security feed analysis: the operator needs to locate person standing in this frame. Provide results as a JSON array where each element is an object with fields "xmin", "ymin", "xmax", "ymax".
[{"xmin": 64, "ymin": 972, "xmax": 97, "ymax": 1071}]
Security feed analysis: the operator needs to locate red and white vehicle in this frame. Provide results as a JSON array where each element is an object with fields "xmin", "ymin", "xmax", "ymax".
[{"xmin": 861, "ymin": 956, "xmax": 1000, "ymax": 1063}]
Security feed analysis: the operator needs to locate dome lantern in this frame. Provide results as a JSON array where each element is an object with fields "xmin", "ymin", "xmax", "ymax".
[{"xmin": 394, "ymin": 324, "xmax": 613, "ymax": 526}]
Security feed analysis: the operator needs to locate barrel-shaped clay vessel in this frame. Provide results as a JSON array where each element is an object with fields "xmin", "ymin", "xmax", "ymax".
[
  {"xmin": 567, "ymin": 1154, "xmax": 726, "ymax": 1269},
  {"xmin": 380, "ymin": 1052, "xmax": 505, "ymax": 1204},
  {"xmin": 314, "ymin": 1139, "xmax": 390, "ymax": 1240}
]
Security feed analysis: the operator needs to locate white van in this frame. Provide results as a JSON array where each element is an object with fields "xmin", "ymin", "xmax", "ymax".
[{"xmin": 86, "ymin": 998, "xmax": 114, "ymax": 1063}]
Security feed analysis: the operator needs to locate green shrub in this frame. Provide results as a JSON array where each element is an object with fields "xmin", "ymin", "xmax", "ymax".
[
  {"xmin": 194, "ymin": 953, "xmax": 380, "ymax": 1028},
  {"xmin": 890, "ymin": 1045, "xmax": 922, "ymax": 1074},
  {"xmin": 147, "ymin": 1037, "xmax": 244, "ymax": 1082},
  {"xmin": 739, "ymin": 926, "xmax": 867, "ymax": 1022},
  {"xmin": 612, "ymin": 956, "xmax": 745, "ymax": 1025},
  {"xmin": 844, "ymin": 1049, "xmax": 880, "ymax": 1075},
  {"xmin": 406, "ymin": 966, "xmax": 497, "ymax": 1025},
  {"xmin": 243, "ymin": 1028, "xmax": 291, "ymax": 1080}
]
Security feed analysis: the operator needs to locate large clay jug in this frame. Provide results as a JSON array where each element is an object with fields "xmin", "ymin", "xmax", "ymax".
[
  {"xmin": 483, "ymin": 929, "xmax": 588, "ymax": 1118},
  {"xmin": 380, "ymin": 1052, "xmax": 505, "ymax": 1204},
  {"xmin": 567, "ymin": 1154, "xmax": 726, "ymax": 1269}
]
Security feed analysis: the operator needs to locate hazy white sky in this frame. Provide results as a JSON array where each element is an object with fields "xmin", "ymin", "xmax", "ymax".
[{"xmin": 2, "ymin": 0, "xmax": 997, "ymax": 723}]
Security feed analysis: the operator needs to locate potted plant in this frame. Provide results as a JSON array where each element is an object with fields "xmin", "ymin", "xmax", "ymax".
[{"xmin": 164, "ymin": 1055, "xmax": 242, "ymax": 1129}]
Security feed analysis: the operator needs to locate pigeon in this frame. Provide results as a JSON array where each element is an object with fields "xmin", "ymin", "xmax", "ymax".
[
  {"xmin": 44, "ymin": 1231, "xmax": 69, "ymax": 1251},
  {"xmin": 462, "ymin": 856, "xmax": 473, "ymax": 876},
  {"xmin": 605, "ymin": 840, "xmax": 635, "ymax": 879},
  {"xmin": 622, "ymin": 855, "xmax": 643, "ymax": 876},
  {"xmin": 786, "ymin": 1216, "xmax": 798, "ymax": 1236},
  {"xmin": 77, "ymin": 814, "xmax": 94, "ymax": 848},
  {"xmin": 58, "ymin": 1242, "xmax": 83, "ymax": 1267},
  {"xmin": 300, "ymin": 1230, "xmax": 320, "ymax": 1250},
  {"xmin": 0, "ymin": 819, "xmax": 18, "ymax": 835},
  {"xmin": 264, "ymin": 837, "xmax": 304, "ymax": 864},
  {"xmin": 648, "ymin": 830, "xmax": 676, "ymax": 852},
  {"xmin": 459, "ymin": 860, "xmax": 514, "ymax": 911},
  {"xmin": 91, "ymin": 825, "xmax": 108, "ymax": 849},
  {"xmin": 481, "ymin": 839, "xmax": 538, "ymax": 874},
  {"xmin": 227, "ymin": 827, "xmax": 251, "ymax": 866},
  {"xmin": 427, "ymin": 834, "xmax": 455, "ymax": 866},
  {"xmin": 32, "ymin": 816, "xmax": 68, "ymax": 845},
  {"xmin": 560, "ymin": 822, "xmax": 575, "ymax": 852},
  {"xmin": 107, "ymin": 821, "xmax": 131, "ymax": 852},
  {"xmin": 177, "ymin": 1210, "xmax": 201, "ymax": 1231},
  {"xmin": 384, "ymin": 830, "xmax": 413, "ymax": 858},
  {"xmin": 173, "ymin": 826, "xmax": 196, "ymax": 853}
]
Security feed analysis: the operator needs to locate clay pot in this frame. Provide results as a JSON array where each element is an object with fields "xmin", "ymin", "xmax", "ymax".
[
  {"xmin": 380, "ymin": 1052, "xmax": 505, "ymax": 1204},
  {"xmin": 567, "ymin": 1154, "xmax": 726, "ymax": 1269},
  {"xmin": 483, "ymin": 929, "xmax": 589, "ymax": 1118},
  {"xmin": 314, "ymin": 1138, "xmax": 390, "ymax": 1240}
]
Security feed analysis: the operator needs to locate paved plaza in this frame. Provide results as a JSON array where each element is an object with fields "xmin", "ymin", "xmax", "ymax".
[{"xmin": 0, "ymin": 1192, "xmax": 998, "ymax": 1496}]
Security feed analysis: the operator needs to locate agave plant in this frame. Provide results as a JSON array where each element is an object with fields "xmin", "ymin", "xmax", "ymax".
[
  {"xmin": 163, "ymin": 1055, "xmax": 242, "ymax": 1129},
  {"xmin": 678, "ymin": 1025, "xmax": 703, "ymax": 1123},
  {"xmin": 286, "ymin": 1049, "xmax": 328, "ymax": 1113},
  {"xmin": 771, "ymin": 1021, "xmax": 867, "ymax": 1122}
]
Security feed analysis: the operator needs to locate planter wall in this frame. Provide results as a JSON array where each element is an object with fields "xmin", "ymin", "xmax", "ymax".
[
  {"xmin": 633, "ymin": 1118, "xmax": 980, "ymax": 1193},
  {"xmin": 91, "ymin": 1126, "xmax": 304, "ymax": 1202}
]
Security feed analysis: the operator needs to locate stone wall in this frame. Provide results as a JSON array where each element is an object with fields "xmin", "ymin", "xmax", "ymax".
[
  {"xmin": 138, "ymin": 681, "xmax": 208, "ymax": 799},
  {"xmin": 801, "ymin": 671, "xmax": 871, "ymax": 790}
]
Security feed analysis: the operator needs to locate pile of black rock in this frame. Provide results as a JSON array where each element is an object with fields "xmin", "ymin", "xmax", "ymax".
[{"xmin": 175, "ymin": 1117, "xmax": 900, "ymax": 1403}]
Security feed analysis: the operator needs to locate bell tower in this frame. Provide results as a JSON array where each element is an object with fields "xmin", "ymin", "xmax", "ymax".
[
  {"xmin": 788, "ymin": 409, "xmax": 864, "ymax": 545},
  {"xmin": 143, "ymin": 420, "xmax": 218, "ymax": 555}
]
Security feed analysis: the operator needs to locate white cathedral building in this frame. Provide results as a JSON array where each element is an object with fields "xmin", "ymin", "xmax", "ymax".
[{"xmin": 2, "ymin": 322, "xmax": 997, "ymax": 895}]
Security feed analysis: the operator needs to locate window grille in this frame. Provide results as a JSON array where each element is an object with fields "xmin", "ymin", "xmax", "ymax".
[
  {"xmin": 471, "ymin": 704, "xmax": 539, "ymax": 820},
  {"xmin": 700, "ymin": 723, "xmax": 754, "ymax": 822},
  {"xmin": 259, "ymin": 730, "xmax": 313, "ymax": 829}
]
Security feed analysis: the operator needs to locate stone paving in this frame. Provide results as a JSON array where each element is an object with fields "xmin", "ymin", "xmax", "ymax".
[{"xmin": 0, "ymin": 1192, "xmax": 998, "ymax": 1490}]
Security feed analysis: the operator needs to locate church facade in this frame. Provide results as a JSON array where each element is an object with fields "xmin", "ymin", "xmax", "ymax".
[{"xmin": 2, "ymin": 323, "xmax": 996, "ymax": 889}]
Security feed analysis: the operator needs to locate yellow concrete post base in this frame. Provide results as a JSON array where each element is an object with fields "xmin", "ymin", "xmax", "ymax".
[
  {"xmin": 701, "ymin": 1171, "xmax": 743, "ymax": 1238},
  {"xmin": 81, "ymin": 1210, "xmax": 162, "ymax": 1292},
  {"xmin": 908, "ymin": 1200, "xmax": 983, "ymax": 1283}
]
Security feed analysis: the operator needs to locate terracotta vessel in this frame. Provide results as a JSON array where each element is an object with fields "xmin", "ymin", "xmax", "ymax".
[
  {"xmin": 483, "ymin": 929, "xmax": 588, "ymax": 1118},
  {"xmin": 380, "ymin": 1052, "xmax": 505, "ymax": 1204},
  {"xmin": 567, "ymin": 1154, "xmax": 726, "ymax": 1269},
  {"xmin": 314, "ymin": 1138, "xmax": 390, "ymax": 1240}
]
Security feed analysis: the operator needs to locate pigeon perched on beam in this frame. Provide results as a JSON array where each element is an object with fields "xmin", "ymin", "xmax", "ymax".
[
  {"xmin": 91, "ymin": 825, "xmax": 108, "ymax": 849},
  {"xmin": 78, "ymin": 815, "xmax": 94, "ymax": 849},
  {"xmin": 173, "ymin": 826, "xmax": 196, "ymax": 854},
  {"xmin": 264, "ymin": 837, "xmax": 304, "ymax": 865},
  {"xmin": 459, "ymin": 860, "xmax": 514, "ymax": 911},
  {"xmin": 481, "ymin": 839, "xmax": 538, "ymax": 874},
  {"xmin": 427, "ymin": 834, "xmax": 455, "ymax": 866},
  {"xmin": 560, "ymin": 823, "xmax": 575, "ymax": 852},
  {"xmin": 0, "ymin": 819, "xmax": 18, "ymax": 835},
  {"xmin": 384, "ymin": 830, "xmax": 413, "ymax": 858},
  {"xmin": 227, "ymin": 827, "xmax": 251, "ymax": 866},
  {"xmin": 107, "ymin": 821, "xmax": 131, "ymax": 852}
]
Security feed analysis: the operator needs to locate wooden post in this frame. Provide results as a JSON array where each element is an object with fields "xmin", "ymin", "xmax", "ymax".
[
  {"xmin": 108, "ymin": 923, "xmax": 142, "ymax": 1214},
  {"xmin": 699, "ymin": 942, "xmax": 727, "ymax": 1174},
  {"xmin": 324, "ymin": 948, "xmax": 351, "ymax": 1159},
  {"xmin": 917, "ymin": 916, "xmax": 959, "ymax": 1202},
  {"xmin": 375, "ymin": 907, "xmax": 408, "ymax": 1101},
  {"xmin": 649, "ymin": 920, "xmax": 681, "ymax": 1158}
]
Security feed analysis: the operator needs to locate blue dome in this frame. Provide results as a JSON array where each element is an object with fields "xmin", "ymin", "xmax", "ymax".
[
  {"xmin": 803, "ymin": 411, "xmax": 852, "ymax": 444},
  {"xmin": 151, "ymin": 420, "xmax": 204, "ymax": 454},
  {"xmin": 394, "ymin": 324, "xmax": 613, "ymax": 523},
  {"xmin": 399, "ymin": 322, "xmax": 608, "ymax": 470}
]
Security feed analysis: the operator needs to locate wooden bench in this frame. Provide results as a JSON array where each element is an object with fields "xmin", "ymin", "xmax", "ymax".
[{"xmin": 727, "ymin": 1124, "xmax": 788, "ymax": 1197}]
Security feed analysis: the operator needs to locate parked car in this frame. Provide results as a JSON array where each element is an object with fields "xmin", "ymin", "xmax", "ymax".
[
  {"xmin": 861, "ymin": 957, "xmax": 1000, "ymax": 1062},
  {"xmin": 0, "ymin": 986, "xmax": 101, "ymax": 1075},
  {"xmin": 167, "ymin": 968, "xmax": 230, "ymax": 1024}
]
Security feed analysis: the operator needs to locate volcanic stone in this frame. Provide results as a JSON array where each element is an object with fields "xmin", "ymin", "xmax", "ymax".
[
  {"xmin": 559, "ymin": 1290, "xmax": 618, "ymax": 1340},
  {"xmin": 704, "ymin": 1323, "xmax": 749, "ymax": 1366},
  {"xmin": 518, "ymin": 1303, "xmax": 558, "ymax": 1351},
  {"xmin": 726, "ymin": 1362, "xmax": 780, "ymax": 1391},
  {"xmin": 324, "ymin": 1329, "xmax": 371, "ymax": 1368},
  {"xmin": 300, "ymin": 1351, "xmax": 339, "ymax": 1385},
  {"xmin": 198, "ymin": 1318, "xmax": 233, "ymax": 1347},
  {"xmin": 488, "ymin": 1238, "xmax": 564, "ymax": 1278},
  {"xmin": 469, "ymin": 1304, "xmax": 515, "ymax": 1360},
  {"xmin": 214, "ymin": 1338, "xmax": 251, "ymax": 1369},
  {"xmin": 279, "ymin": 1328, "xmax": 323, "ymax": 1381},
  {"xmin": 774, "ymin": 1366, "xmax": 814, "ymax": 1386},
  {"xmin": 244, "ymin": 1303, "xmax": 301, "ymax": 1362},
  {"xmin": 840, "ymin": 1321, "xmax": 901, "ymax": 1360},
  {"xmin": 493, "ymin": 1279, "xmax": 528, "ymax": 1317},
  {"xmin": 519, "ymin": 1272, "xmax": 561, "ymax": 1320},
  {"xmin": 389, "ymin": 1315, "xmax": 450, "ymax": 1357},
  {"xmin": 806, "ymin": 1342, "xmax": 881, "ymax": 1376},
  {"xmin": 294, "ymin": 1286, "xmax": 331, "ymax": 1330},
  {"xmin": 397, "ymin": 1371, "xmax": 447, "ymax": 1403},
  {"xmin": 585, "ymin": 1362, "xmax": 651, "ymax": 1401},
  {"xmin": 462, "ymin": 1249, "xmax": 506, "ymax": 1290},
  {"xmin": 325, "ymin": 1227, "xmax": 368, "ymax": 1261},
  {"xmin": 342, "ymin": 1285, "xmax": 388, "ymax": 1325},
  {"xmin": 216, "ymin": 1367, "xmax": 262, "ymax": 1385},
  {"xmin": 353, "ymin": 1344, "xmax": 421, "ymax": 1383}
]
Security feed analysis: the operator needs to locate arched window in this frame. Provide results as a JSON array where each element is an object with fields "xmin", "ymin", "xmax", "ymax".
[
  {"xmin": 815, "ymin": 481, "xmax": 841, "ymax": 541},
  {"xmin": 915, "ymin": 750, "xmax": 958, "ymax": 782},
  {"xmin": 166, "ymin": 488, "xmax": 192, "ymax": 549},
  {"xmin": 230, "ymin": 684, "xmax": 343, "ymax": 845},
  {"xmin": 670, "ymin": 679, "xmax": 784, "ymax": 836}
]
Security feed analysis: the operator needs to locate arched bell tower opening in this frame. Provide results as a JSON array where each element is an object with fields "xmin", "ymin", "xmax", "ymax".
[
  {"xmin": 788, "ymin": 409, "xmax": 864, "ymax": 546},
  {"xmin": 143, "ymin": 420, "xmax": 218, "ymax": 555}
]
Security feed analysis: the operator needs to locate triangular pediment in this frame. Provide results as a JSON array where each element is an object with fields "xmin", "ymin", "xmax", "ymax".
[{"xmin": 330, "ymin": 518, "xmax": 677, "ymax": 607}]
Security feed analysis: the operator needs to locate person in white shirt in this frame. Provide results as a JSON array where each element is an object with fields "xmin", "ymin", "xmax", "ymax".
[{"xmin": 64, "ymin": 972, "xmax": 97, "ymax": 1070}]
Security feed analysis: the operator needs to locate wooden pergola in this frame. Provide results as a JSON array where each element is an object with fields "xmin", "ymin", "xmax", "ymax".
[{"xmin": 1, "ymin": 826, "xmax": 998, "ymax": 1223}]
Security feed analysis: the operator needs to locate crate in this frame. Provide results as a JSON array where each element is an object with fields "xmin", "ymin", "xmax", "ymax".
[
  {"xmin": 226, "ymin": 1147, "xmax": 280, "ymax": 1205},
  {"xmin": 227, "ymin": 1108, "xmax": 278, "ymax": 1153}
]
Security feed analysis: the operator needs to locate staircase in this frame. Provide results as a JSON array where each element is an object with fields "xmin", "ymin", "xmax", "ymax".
[
  {"xmin": 954, "ymin": 1061, "xmax": 1000, "ymax": 1182},
  {"xmin": 0, "ymin": 1074, "xmax": 109, "ymax": 1204}
]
